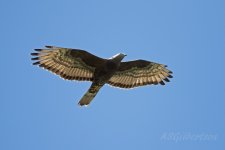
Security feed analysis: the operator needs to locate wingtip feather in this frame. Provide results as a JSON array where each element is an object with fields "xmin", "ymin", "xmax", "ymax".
[
  {"xmin": 31, "ymin": 57, "xmax": 39, "ymax": 60},
  {"xmin": 31, "ymin": 53, "xmax": 39, "ymax": 56},
  {"xmin": 168, "ymin": 75, "xmax": 173, "ymax": 78},
  {"xmin": 164, "ymin": 78, "xmax": 170, "ymax": 82},
  {"xmin": 32, "ymin": 61, "xmax": 40, "ymax": 65},
  {"xmin": 45, "ymin": 45, "xmax": 53, "ymax": 48},
  {"xmin": 34, "ymin": 49, "xmax": 42, "ymax": 52},
  {"xmin": 160, "ymin": 81, "xmax": 165, "ymax": 85}
]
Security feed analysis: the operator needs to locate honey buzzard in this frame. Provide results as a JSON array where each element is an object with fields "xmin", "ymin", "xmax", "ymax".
[{"xmin": 31, "ymin": 46, "xmax": 173, "ymax": 106}]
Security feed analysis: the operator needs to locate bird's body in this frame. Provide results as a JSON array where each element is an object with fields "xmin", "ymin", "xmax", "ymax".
[
  {"xmin": 78, "ymin": 53, "xmax": 126, "ymax": 105},
  {"xmin": 31, "ymin": 46, "xmax": 173, "ymax": 106}
]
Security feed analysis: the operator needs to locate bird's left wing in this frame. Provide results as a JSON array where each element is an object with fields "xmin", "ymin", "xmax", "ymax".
[
  {"xmin": 107, "ymin": 60, "xmax": 173, "ymax": 88},
  {"xmin": 31, "ymin": 46, "xmax": 106, "ymax": 81}
]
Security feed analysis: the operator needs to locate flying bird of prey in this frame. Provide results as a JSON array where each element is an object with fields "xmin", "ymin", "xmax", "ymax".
[{"xmin": 31, "ymin": 46, "xmax": 173, "ymax": 106}]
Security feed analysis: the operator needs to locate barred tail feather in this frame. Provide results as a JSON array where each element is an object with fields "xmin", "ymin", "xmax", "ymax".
[
  {"xmin": 78, "ymin": 91, "xmax": 97, "ymax": 106},
  {"xmin": 78, "ymin": 83, "xmax": 102, "ymax": 106}
]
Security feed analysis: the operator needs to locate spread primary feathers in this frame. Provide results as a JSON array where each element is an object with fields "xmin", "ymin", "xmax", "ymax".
[{"xmin": 31, "ymin": 46, "xmax": 173, "ymax": 106}]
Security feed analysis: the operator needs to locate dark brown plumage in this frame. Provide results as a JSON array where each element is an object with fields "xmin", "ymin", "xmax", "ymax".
[{"xmin": 31, "ymin": 46, "xmax": 173, "ymax": 106}]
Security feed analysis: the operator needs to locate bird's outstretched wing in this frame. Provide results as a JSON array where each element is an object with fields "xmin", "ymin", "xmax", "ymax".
[
  {"xmin": 107, "ymin": 60, "xmax": 173, "ymax": 88},
  {"xmin": 31, "ymin": 46, "xmax": 106, "ymax": 81}
]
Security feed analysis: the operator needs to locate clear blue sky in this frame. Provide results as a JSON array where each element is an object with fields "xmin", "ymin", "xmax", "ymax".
[{"xmin": 0, "ymin": 0, "xmax": 224, "ymax": 150}]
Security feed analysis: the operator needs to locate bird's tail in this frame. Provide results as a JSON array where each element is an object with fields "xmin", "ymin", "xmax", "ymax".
[{"xmin": 78, "ymin": 83, "xmax": 103, "ymax": 106}]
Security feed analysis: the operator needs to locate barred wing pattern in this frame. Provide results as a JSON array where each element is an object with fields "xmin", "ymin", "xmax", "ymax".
[
  {"xmin": 31, "ymin": 46, "xmax": 106, "ymax": 81},
  {"xmin": 108, "ymin": 60, "xmax": 173, "ymax": 88}
]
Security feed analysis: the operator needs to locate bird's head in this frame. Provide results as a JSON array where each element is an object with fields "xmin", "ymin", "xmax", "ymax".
[{"xmin": 110, "ymin": 53, "xmax": 127, "ymax": 62}]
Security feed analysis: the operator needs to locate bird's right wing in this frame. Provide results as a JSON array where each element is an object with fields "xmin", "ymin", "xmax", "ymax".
[
  {"xmin": 31, "ymin": 46, "xmax": 106, "ymax": 81},
  {"xmin": 108, "ymin": 60, "xmax": 173, "ymax": 88}
]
